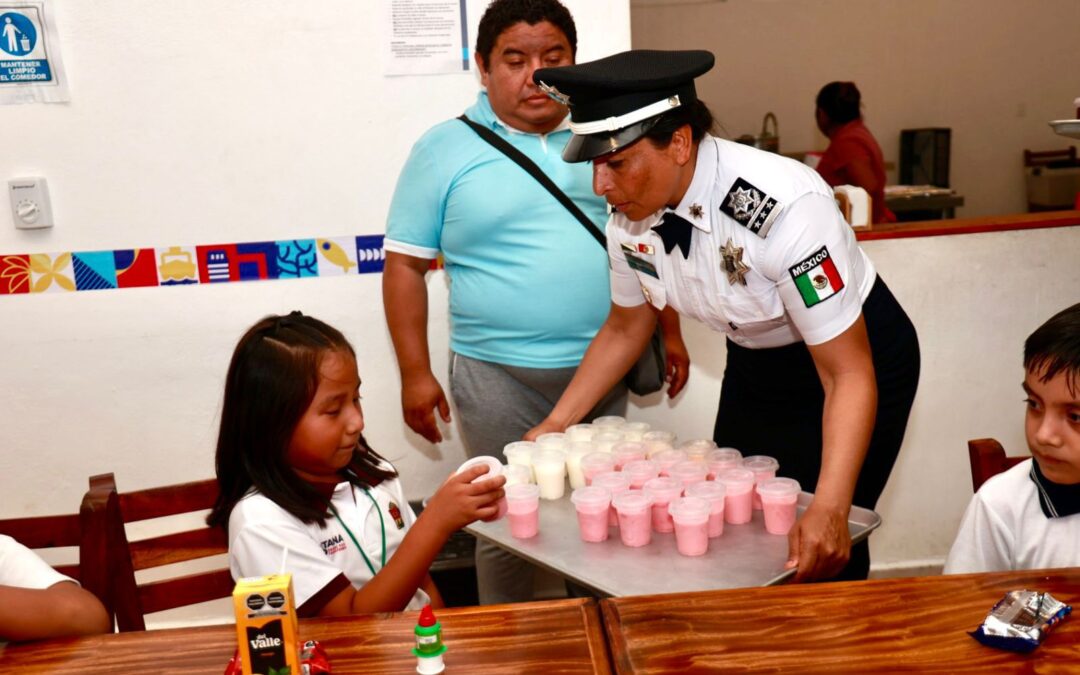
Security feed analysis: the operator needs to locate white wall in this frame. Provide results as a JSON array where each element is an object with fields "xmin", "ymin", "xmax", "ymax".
[{"xmin": 630, "ymin": 0, "xmax": 1080, "ymax": 217}]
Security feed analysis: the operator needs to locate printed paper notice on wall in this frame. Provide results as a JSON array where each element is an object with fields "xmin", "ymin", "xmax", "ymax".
[
  {"xmin": 0, "ymin": 1, "xmax": 68, "ymax": 104},
  {"xmin": 382, "ymin": 0, "xmax": 470, "ymax": 76}
]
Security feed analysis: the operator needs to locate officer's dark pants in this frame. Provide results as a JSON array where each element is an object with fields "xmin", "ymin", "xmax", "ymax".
[{"xmin": 713, "ymin": 276, "xmax": 920, "ymax": 581}]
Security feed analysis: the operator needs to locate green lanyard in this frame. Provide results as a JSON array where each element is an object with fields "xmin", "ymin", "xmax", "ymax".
[{"xmin": 328, "ymin": 487, "xmax": 386, "ymax": 577}]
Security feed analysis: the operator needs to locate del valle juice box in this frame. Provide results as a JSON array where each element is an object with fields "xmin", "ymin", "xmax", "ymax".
[{"xmin": 233, "ymin": 574, "xmax": 300, "ymax": 675}]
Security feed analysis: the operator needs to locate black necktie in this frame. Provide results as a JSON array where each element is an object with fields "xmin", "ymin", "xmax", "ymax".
[{"xmin": 652, "ymin": 211, "xmax": 693, "ymax": 259}]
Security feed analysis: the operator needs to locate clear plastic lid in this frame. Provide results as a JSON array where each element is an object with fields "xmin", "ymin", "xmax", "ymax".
[
  {"xmin": 590, "ymin": 470, "xmax": 632, "ymax": 492},
  {"xmin": 668, "ymin": 496, "xmax": 711, "ymax": 521},
  {"xmin": 653, "ymin": 448, "xmax": 688, "ymax": 469},
  {"xmin": 642, "ymin": 476, "xmax": 684, "ymax": 500},
  {"xmin": 685, "ymin": 480, "xmax": 727, "ymax": 502},
  {"xmin": 504, "ymin": 483, "xmax": 541, "ymax": 502},
  {"xmin": 456, "ymin": 456, "xmax": 504, "ymax": 482},
  {"xmin": 742, "ymin": 455, "xmax": 780, "ymax": 473},
  {"xmin": 668, "ymin": 460, "xmax": 708, "ymax": 479},
  {"xmin": 642, "ymin": 429, "xmax": 677, "ymax": 444},
  {"xmin": 611, "ymin": 490, "xmax": 653, "ymax": 513},
  {"xmin": 571, "ymin": 485, "xmax": 613, "ymax": 507},
  {"xmin": 622, "ymin": 459, "xmax": 660, "ymax": 481},
  {"xmin": 591, "ymin": 415, "xmax": 626, "ymax": 428},
  {"xmin": 503, "ymin": 463, "xmax": 533, "ymax": 486},
  {"xmin": 715, "ymin": 467, "xmax": 756, "ymax": 488},
  {"xmin": 755, "ymin": 477, "xmax": 801, "ymax": 499}
]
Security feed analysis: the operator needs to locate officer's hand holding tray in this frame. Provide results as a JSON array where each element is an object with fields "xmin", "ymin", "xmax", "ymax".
[{"xmin": 523, "ymin": 49, "xmax": 920, "ymax": 583}]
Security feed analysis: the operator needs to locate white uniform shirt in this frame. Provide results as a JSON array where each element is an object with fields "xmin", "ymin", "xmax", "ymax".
[
  {"xmin": 228, "ymin": 475, "xmax": 429, "ymax": 612},
  {"xmin": 608, "ymin": 135, "xmax": 877, "ymax": 348},
  {"xmin": 943, "ymin": 459, "xmax": 1080, "ymax": 574},
  {"xmin": 0, "ymin": 534, "xmax": 74, "ymax": 589}
]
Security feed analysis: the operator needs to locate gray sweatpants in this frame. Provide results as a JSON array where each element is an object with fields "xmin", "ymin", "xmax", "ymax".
[{"xmin": 449, "ymin": 351, "xmax": 628, "ymax": 604}]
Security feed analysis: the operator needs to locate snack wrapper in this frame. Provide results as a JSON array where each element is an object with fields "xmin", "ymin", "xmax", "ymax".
[{"xmin": 970, "ymin": 590, "xmax": 1072, "ymax": 653}]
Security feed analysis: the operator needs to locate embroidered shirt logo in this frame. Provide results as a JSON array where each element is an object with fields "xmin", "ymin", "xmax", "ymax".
[
  {"xmin": 388, "ymin": 501, "xmax": 406, "ymax": 530},
  {"xmin": 320, "ymin": 533, "xmax": 347, "ymax": 556},
  {"xmin": 788, "ymin": 246, "xmax": 844, "ymax": 307},
  {"xmin": 720, "ymin": 178, "xmax": 782, "ymax": 238}
]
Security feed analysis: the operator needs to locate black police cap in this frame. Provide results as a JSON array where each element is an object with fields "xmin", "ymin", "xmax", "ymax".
[{"xmin": 534, "ymin": 49, "xmax": 715, "ymax": 162}]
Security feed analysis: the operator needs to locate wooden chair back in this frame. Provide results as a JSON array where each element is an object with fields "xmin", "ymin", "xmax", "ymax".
[
  {"xmin": 1023, "ymin": 147, "xmax": 1078, "ymax": 168},
  {"xmin": 967, "ymin": 438, "xmax": 1028, "ymax": 492},
  {"xmin": 96, "ymin": 473, "xmax": 233, "ymax": 631},
  {"xmin": 0, "ymin": 479, "xmax": 113, "ymax": 623}
]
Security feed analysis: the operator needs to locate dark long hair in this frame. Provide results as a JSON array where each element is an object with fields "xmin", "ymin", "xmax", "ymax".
[
  {"xmin": 1024, "ymin": 302, "xmax": 1080, "ymax": 395},
  {"xmin": 642, "ymin": 99, "xmax": 716, "ymax": 149},
  {"xmin": 206, "ymin": 312, "xmax": 397, "ymax": 530},
  {"xmin": 816, "ymin": 81, "xmax": 862, "ymax": 125}
]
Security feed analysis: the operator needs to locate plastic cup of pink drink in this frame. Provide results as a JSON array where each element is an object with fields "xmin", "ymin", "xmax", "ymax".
[
  {"xmin": 611, "ymin": 441, "xmax": 647, "ymax": 470},
  {"xmin": 622, "ymin": 459, "xmax": 660, "ymax": 489},
  {"xmin": 580, "ymin": 452, "xmax": 615, "ymax": 486},
  {"xmin": 504, "ymin": 483, "xmax": 541, "ymax": 539},
  {"xmin": 743, "ymin": 455, "xmax": 779, "ymax": 510},
  {"xmin": 456, "ymin": 456, "xmax": 507, "ymax": 521},
  {"xmin": 642, "ymin": 476, "xmax": 683, "ymax": 533},
  {"xmin": 756, "ymin": 477, "xmax": 801, "ymax": 535},
  {"xmin": 705, "ymin": 448, "xmax": 742, "ymax": 480},
  {"xmin": 591, "ymin": 471, "xmax": 632, "ymax": 526},
  {"xmin": 612, "ymin": 491, "xmax": 653, "ymax": 547},
  {"xmin": 716, "ymin": 468, "xmax": 756, "ymax": 525},
  {"xmin": 679, "ymin": 439, "xmax": 718, "ymax": 462},
  {"xmin": 668, "ymin": 460, "xmax": 708, "ymax": 491},
  {"xmin": 570, "ymin": 486, "xmax": 612, "ymax": 543},
  {"xmin": 668, "ymin": 496, "xmax": 711, "ymax": 556},
  {"xmin": 652, "ymin": 448, "xmax": 688, "ymax": 477},
  {"xmin": 685, "ymin": 480, "xmax": 726, "ymax": 538}
]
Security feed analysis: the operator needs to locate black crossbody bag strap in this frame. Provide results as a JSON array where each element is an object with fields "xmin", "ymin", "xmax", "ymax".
[{"xmin": 457, "ymin": 114, "xmax": 606, "ymax": 250}]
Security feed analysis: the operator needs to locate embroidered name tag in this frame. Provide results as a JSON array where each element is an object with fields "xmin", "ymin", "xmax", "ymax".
[
  {"xmin": 788, "ymin": 246, "xmax": 844, "ymax": 307},
  {"xmin": 720, "ymin": 177, "xmax": 782, "ymax": 238}
]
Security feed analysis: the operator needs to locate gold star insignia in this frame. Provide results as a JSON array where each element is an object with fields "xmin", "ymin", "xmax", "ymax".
[
  {"xmin": 689, "ymin": 203, "xmax": 704, "ymax": 219},
  {"xmin": 720, "ymin": 239, "xmax": 750, "ymax": 286}
]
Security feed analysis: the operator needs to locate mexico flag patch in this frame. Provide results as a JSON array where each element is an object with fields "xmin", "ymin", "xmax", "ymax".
[{"xmin": 788, "ymin": 246, "xmax": 844, "ymax": 307}]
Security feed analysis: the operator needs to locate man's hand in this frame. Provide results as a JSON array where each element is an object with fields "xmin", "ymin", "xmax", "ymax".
[
  {"xmin": 663, "ymin": 332, "xmax": 690, "ymax": 397},
  {"xmin": 785, "ymin": 501, "xmax": 852, "ymax": 582},
  {"xmin": 524, "ymin": 417, "xmax": 566, "ymax": 441},
  {"xmin": 401, "ymin": 371, "xmax": 450, "ymax": 443}
]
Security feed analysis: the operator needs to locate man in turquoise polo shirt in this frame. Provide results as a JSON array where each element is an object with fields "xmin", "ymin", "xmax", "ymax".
[{"xmin": 383, "ymin": 0, "xmax": 688, "ymax": 604}]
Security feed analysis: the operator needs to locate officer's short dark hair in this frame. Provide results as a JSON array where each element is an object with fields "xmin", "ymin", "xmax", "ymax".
[
  {"xmin": 476, "ymin": 0, "xmax": 577, "ymax": 70},
  {"xmin": 642, "ymin": 99, "xmax": 716, "ymax": 149},
  {"xmin": 816, "ymin": 81, "xmax": 862, "ymax": 125},
  {"xmin": 1024, "ymin": 302, "xmax": 1080, "ymax": 395}
]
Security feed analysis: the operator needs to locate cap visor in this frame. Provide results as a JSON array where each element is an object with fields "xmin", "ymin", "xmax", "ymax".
[{"xmin": 561, "ymin": 122, "xmax": 654, "ymax": 163}]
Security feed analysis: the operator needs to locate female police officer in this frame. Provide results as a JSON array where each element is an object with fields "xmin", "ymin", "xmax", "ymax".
[{"xmin": 525, "ymin": 50, "xmax": 920, "ymax": 582}]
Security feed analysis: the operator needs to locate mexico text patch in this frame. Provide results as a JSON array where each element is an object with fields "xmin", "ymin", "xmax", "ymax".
[{"xmin": 788, "ymin": 246, "xmax": 844, "ymax": 307}]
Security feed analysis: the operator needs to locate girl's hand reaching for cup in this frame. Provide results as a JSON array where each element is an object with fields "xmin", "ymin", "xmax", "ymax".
[{"xmin": 422, "ymin": 465, "xmax": 506, "ymax": 536}]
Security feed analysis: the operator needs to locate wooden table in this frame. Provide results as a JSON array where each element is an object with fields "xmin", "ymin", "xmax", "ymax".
[
  {"xmin": 601, "ymin": 567, "xmax": 1080, "ymax": 673},
  {"xmin": 0, "ymin": 598, "xmax": 611, "ymax": 674}
]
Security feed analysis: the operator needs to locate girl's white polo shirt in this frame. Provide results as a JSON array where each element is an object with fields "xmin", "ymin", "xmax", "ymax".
[{"xmin": 228, "ymin": 476, "xmax": 429, "ymax": 614}]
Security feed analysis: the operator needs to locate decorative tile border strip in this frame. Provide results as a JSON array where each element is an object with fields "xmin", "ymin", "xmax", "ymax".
[{"xmin": 0, "ymin": 235, "xmax": 441, "ymax": 295}]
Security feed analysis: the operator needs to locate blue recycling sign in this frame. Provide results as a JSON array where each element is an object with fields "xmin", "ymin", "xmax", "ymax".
[{"xmin": 0, "ymin": 7, "xmax": 52, "ymax": 84}]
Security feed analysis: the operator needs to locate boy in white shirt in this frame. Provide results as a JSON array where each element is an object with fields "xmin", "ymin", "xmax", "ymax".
[
  {"xmin": 0, "ymin": 534, "xmax": 111, "ymax": 641},
  {"xmin": 944, "ymin": 303, "xmax": 1080, "ymax": 573}
]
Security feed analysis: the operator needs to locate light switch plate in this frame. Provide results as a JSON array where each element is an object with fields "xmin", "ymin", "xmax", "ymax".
[{"xmin": 9, "ymin": 177, "xmax": 54, "ymax": 229}]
